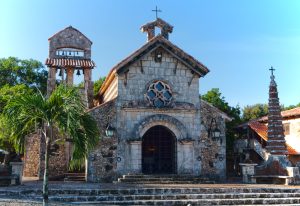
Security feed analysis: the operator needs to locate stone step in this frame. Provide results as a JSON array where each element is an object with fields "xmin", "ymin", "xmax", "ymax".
[
  {"xmin": 70, "ymin": 197, "xmax": 300, "ymax": 205},
  {"xmin": 119, "ymin": 177, "xmax": 210, "ymax": 181},
  {"xmin": 3, "ymin": 187, "xmax": 300, "ymax": 196},
  {"xmin": 122, "ymin": 174, "xmax": 201, "ymax": 178},
  {"xmin": 64, "ymin": 172, "xmax": 85, "ymax": 182},
  {"xmin": 117, "ymin": 180, "xmax": 214, "ymax": 184},
  {"xmin": 27, "ymin": 192, "xmax": 300, "ymax": 202}
]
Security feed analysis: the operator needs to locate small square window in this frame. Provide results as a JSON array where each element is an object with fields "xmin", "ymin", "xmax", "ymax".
[{"xmin": 283, "ymin": 123, "xmax": 290, "ymax": 135}]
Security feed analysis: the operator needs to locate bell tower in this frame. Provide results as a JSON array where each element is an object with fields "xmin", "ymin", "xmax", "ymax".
[{"xmin": 45, "ymin": 26, "xmax": 95, "ymax": 108}]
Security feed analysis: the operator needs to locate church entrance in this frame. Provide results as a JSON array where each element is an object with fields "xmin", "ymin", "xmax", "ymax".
[{"xmin": 142, "ymin": 125, "xmax": 176, "ymax": 174}]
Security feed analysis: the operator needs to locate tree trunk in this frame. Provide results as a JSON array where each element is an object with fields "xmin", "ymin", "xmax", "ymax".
[{"xmin": 43, "ymin": 126, "xmax": 52, "ymax": 206}]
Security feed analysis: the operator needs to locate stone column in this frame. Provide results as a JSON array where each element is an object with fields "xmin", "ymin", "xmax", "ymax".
[
  {"xmin": 129, "ymin": 141, "xmax": 142, "ymax": 173},
  {"xmin": 66, "ymin": 68, "xmax": 74, "ymax": 86},
  {"xmin": 239, "ymin": 163, "xmax": 257, "ymax": 183},
  {"xmin": 146, "ymin": 27, "xmax": 155, "ymax": 41},
  {"xmin": 178, "ymin": 141, "xmax": 194, "ymax": 174},
  {"xmin": 10, "ymin": 162, "xmax": 24, "ymax": 185},
  {"xmin": 47, "ymin": 67, "xmax": 56, "ymax": 96},
  {"xmin": 84, "ymin": 68, "xmax": 94, "ymax": 108}
]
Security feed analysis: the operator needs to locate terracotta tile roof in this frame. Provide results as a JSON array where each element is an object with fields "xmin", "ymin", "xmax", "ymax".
[
  {"xmin": 249, "ymin": 122, "xmax": 268, "ymax": 141},
  {"xmin": 45, "ymin": 58, "xmax": 95, "ymax": 68},
  {"xmin": 249, "ymin": 121, "xmax": 298, "ymax": 155},
  {"xmin": 259, "ymin": 107, "xmax": 300, "ymax": 122}
]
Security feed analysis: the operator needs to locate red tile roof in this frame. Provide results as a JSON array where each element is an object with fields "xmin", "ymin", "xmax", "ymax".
[
  {"xmin": 249, "ymin": 121, "xmax": 298, "ymax": 155},
  {"xmin": 45, "ymin": 58, "xmax": 95, "ymax": 68},
  {"xmin": 259, "ymin": 107, "xmax": 300, "ymax": 122}
]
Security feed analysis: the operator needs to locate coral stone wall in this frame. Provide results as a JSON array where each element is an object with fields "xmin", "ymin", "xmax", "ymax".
[
  {"xmin": 200, "ymin": 100, "xmax": 227, "ymax": 180},
  {"xmin": 23, "ymin": 131, "xmax": 69, "ymax": 179},
  {"xmin": 23, "ymin": 132, "xmax": 41, "ymax": 177},
  {"xmin": 38, "ymin": 131, "xmax": 69, "ymax": 179},
  {"xmin": 87, "ymin": 99, "xmax": 118, "ymax": 182}
]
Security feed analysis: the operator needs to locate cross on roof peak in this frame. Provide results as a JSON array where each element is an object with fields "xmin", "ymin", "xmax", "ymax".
[
  {"xmin": 152, "ymin": 6, "xmax": 162, "ymax": 19},
  {"xmin": 269, "ymin": 66, "xmax": 275, "ymax": 76}
]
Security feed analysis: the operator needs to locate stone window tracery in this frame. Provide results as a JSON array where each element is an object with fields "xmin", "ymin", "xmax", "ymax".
[{"xmin": 146, "ymin": 81, "xmax": 172, "ymax": 108}]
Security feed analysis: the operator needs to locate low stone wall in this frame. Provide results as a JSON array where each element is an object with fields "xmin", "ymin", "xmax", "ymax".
[
  {"xmin": 39, "ymin": 130, "xmax": 69, "ymax": 179},
  {"xmin": 23, "ymin": 131, "xmax": 69, "ymax": 179}
]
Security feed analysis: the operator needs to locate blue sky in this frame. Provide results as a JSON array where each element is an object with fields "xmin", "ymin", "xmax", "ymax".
[{"xmin": 0, "ymin": 0, "xmax": 300, "ymax": 108}]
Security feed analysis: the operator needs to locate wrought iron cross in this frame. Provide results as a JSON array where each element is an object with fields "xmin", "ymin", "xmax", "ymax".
[
  {"xmin": 152, "ymin": 6, "xmax": 162, "ymax": 19},
  {"xmin": 269, "ymin": 66, "xmax": 275, "ymax": 76}
]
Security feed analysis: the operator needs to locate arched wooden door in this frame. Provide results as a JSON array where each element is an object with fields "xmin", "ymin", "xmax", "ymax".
[{"xmin": 142, "ymin": 125, "xmax": 176, "ymax": 174}]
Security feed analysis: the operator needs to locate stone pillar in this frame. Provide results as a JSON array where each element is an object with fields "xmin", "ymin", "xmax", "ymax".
[
  {"xmin": 84, "ymin": 68, "xmax": 94, "ymax": 108},
  {"xmin": 239, "ymin": 163, "xmax": 257, "ymax": 183},
  {"xmin": 161, "ymin": 29, "xmax": 169, "ymax": 40},
  {"xmin": 287, "ymin": 167, "xmax": 300, "ymax": 185},
  {"xmin": 147, "ymin": 27, "xmax": 155, "ymax": 41},
  {"xmin": 10, "ymin": 162, "xmax": 24, "ymax": 185},
  {"xmin": 47, "ymin": 67, "xmax": 56, "ymax": 96},
  {"xmin": 129, "ymin": 141, "xmax": 142, "ymax": 173},
  {"xmin": 66, "ymin": 68, "xmax": 74, "ymax": 86},
  {"xmin": 178, "ymin": 141, "xmax": 194, "ymax": 174},
  {"xmin": 266, "ymin": 70, "xmax": 287, "ymax": 155}
]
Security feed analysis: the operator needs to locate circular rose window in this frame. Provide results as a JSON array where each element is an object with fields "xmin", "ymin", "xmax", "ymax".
[{"xmin": 146, "ymin": 81, "xmax": 172, "ymax": 108}]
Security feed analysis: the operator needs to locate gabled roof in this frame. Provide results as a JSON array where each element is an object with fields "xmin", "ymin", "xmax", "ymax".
[
  {"xmin": 201, "ymin": 100, "xmax": 232, "ymax": 122},
  {"xmin": 248, "ymin": 121, "xmax": 298, "ymax": 155},
  {"xmin": 48, "ymin": 26, "xmax": 92, "ymax": 44},
  {"xmin": 99, "ymin": 35, "xmax": 209, "ymax": 96},
  {"xmin": 114, "ymin": 35, "xmax": 209, "ymax": 76}
]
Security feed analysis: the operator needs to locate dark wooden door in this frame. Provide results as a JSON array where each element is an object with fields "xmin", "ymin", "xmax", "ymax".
[{"xmin": 142, "ymin": 125, "xmax": 176, "ymax": 174}]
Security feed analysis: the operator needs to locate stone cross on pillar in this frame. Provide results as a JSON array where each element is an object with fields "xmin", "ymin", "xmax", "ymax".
[{"xmin": 266, "ymin": 67, "xmax": 288, "ymax": 155}]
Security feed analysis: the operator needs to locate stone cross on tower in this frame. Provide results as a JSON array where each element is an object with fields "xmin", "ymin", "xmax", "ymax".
[{"xmin": 266, "ymin": 67, "xmax": 288, "ymax": 155}]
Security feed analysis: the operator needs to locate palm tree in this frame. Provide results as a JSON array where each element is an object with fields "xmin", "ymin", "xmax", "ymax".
[{"xmin": 2, "ymin": 85, "xmax": 99, "ymax": 206}]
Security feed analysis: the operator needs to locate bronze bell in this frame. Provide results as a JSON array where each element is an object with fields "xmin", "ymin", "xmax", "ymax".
[
  {"xmin": 58, "ymin": 69, "xmax": 62, "ymax": 77},
  {"xmin": 76, "ymin": 69, "xmax": 81, "ymax": 76}
]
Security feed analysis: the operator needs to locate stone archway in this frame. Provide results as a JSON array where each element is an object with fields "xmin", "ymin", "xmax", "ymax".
[
  {"xmin": 132, "ymin": 114, "xmax": 189, "ymax": 140},
  {"xmin": 142, "ymin": 125, "xmax": 176, "ymax": 174}
]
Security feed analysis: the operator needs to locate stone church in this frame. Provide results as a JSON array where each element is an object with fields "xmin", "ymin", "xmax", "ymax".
[{"xmin": 23, "ymin": 18, "xmax": 231, "ymax": 182}]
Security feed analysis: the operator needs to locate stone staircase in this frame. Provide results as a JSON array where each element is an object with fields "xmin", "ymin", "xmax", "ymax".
[
  {"xmin": 64, "ymin": 172, "xmax": 85, "ymax": 182},
  {"xmin": 117, "ymin": 174, "xmax": 215, "ymax": 184},
  {"xmin": 2, "ymin": 186, "xmax": 300, "ymax": 205}
]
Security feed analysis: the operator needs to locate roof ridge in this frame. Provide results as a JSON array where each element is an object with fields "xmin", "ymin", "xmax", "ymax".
[{"xmin": 48, "ymin": 26, "xmax": 92, "ymax": 44}]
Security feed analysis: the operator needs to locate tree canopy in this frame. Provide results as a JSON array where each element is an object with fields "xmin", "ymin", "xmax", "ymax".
[
  {"xmin": 2, "ymin": 85, "xmax": 99, "ymax": 205},
  {"xmin": 201, "ymin": 88, "xmax": 241, "ymax": 153},
  {"xmin": 93, "ymin": 76, "xmax": 106, "ymax": 96},
  {"xmin": 201, "ymin": 88, "xmax": 241, "ymax": 120},
  {"xmin": 0, "ymin": 57, "xmax": 47, "ymax": 93},
  {"xmin": 242, "ymin": 103, "xmax": 268, "ymax": 122}
]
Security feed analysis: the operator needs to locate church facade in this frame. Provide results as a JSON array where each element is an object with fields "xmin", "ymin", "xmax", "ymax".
[
  {"xmin": 23, "ymin": 18, "xmax": 230, "ymax": 182},
  {"xmin": 86, "ymin": 19, "xmax": 230, "ymax": 182}
]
